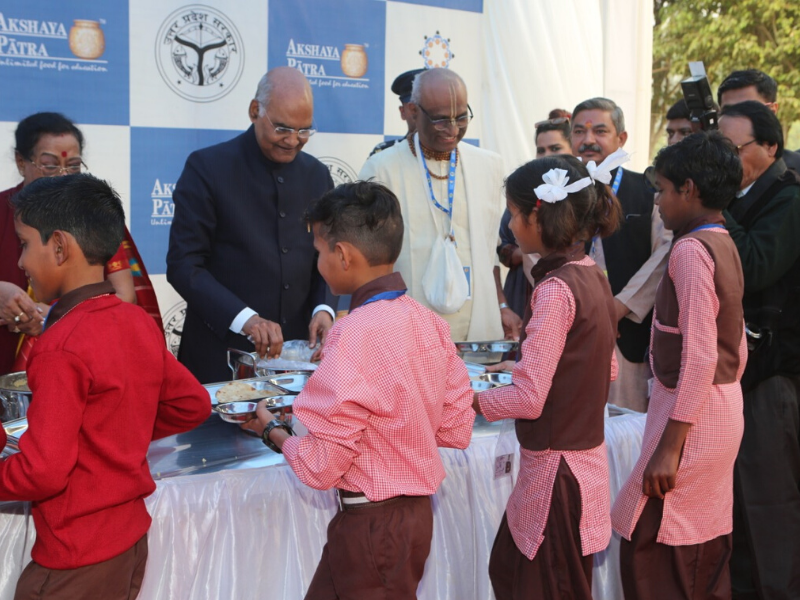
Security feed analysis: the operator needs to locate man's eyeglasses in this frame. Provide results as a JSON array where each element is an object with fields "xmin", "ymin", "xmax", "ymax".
[
  {"xmin": 735, "ymin": 139, "xmax": 758, "ymax": 154},
  {"xmin": 416, "ymin": 104, "xmax": 473, "ymax": 131},
  {"xmin": 29, "ymin": 159, "xmax": 86, "ymax": 176},
  {"xmin": 535, "ymin": 117, "xmax": 570, "ymax": 128},
  {"xmin": 263, "ymin": 111, "xmax": 316, "ymax": 140}
]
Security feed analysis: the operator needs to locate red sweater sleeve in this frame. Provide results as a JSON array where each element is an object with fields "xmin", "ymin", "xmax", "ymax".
[{"xmin": 152, "ymin": 344, "xmax": 211, "ymax": 440}]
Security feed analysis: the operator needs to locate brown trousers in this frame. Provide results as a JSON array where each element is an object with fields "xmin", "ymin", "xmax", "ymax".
[
  {"xmin": 305, "ymin": 495, "xmax": 433, "ymax": 600},
  {"xmin": 620, "ymin": 497, "xmax": 732, "ymax": 600},
  {"xmin": 14, "ymin": 534, "xmax": 148, "ymax": 600},
  {"xmin": 489, "ymin": 458, "xmax": 594, "ymax": 600}
]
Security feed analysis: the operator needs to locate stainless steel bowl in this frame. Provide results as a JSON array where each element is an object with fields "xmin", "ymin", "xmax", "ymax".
[
  {"xmin": 479, "ymin": 372, "xmax": 513, "ymax": 386},
  {"xmin": 470, "ymin": 380, "xmax": 494, "ymax": 392},
  {"xmin": 455, "ymin": 340, "xmax": 519, "ymax": 354},
  {"xmin": 213, "ymin": 395, "xmax": 296, "ymax": 424},
  {"xmin": 455, "ymin": 340, "xmax": 519, "ymax": 365},
  {"xmin": 214, "ymin": 401, "xmax": 259, "ymax": 424},
  {"xmin": 0, "ymin": 372, "xmax": 32, "ymax": 423},
  {"xmin": 265, "ymin": 372, "xmax": 312, "ymax": 394}
]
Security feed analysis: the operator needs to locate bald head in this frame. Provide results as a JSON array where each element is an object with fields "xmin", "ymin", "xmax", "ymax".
[
  {"xmin": 254, "ymin": 67, "xmax": 313, "ymax": 116},
  {"xmin": 408, "ymin": 68, "xmax": 470, "ymax": 153},
  {"xmin": 410, "ymin": 68, "xmax": 467, "ymax": 104},
  {"xmin": 249, "ymin": 67, "xmax": 314, "ymax": 163}
]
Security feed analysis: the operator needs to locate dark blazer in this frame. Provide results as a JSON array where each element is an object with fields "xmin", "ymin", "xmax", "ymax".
[
  {"xmin": 167, "ymin": 126, "xmax": 334, "ymax": 383},
  {"xmin": 601, "ymin": 168, "xmax": 655, "ymax": 363}
]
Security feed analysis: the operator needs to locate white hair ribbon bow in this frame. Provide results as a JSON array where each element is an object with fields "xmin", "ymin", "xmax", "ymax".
[
  {"xmin": 533, "ymin": 168, "xmax": 593, "ymax": 203},
  {"xmin": 584, "ymin": 148, "xmax": 631, "ymax": 185}
]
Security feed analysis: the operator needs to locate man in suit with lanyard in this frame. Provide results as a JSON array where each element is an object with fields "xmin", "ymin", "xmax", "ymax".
[
  {"xmin": 570, "ymin": 97, "xmax": 672, "ymax": 412},
  {"xmin": 167, "ymin": 67, "xmax": 335, "ymax": 384}
]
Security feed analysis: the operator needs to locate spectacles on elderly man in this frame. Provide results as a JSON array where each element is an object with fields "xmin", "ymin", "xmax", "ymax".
[
  {"xmin": 29, "ymin": 159, "xmax": 87, "ymax": 176},
  {"xmin": 262, "ymin": 111, "xmax": 316, "ymax": 140},
  {"xmin": 416, "ymin": 104, "xmax": 473, "ymax": 131}
]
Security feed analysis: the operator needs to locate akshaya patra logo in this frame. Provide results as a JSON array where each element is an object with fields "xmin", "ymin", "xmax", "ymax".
[
  {"xmin": 285, "ymin": 38, "xmax": 369, "ymax": 90},
  {"xmin": 0, "ymin": 11, "xmax": 108, "ymax": 71},
  {"xmin": 156, "ymin": 5, "xmax": 244, "ymax": 102},
  {"xmin": 151, "ymin": 178, "xmax": 176, "ymax": 226}
]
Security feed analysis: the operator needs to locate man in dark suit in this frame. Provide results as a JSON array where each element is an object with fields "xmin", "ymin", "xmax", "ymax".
[
  {"xmin": 571, "ymin": 97, "xmax": 672, "ymax": 412},
  {"xmin": 167, "ymin": 67, "xmax": 334, "ymax": 384},
  {"xmin": 718, "ymin": 69, "xmax": 800, "ymax": 173},
  {"xmin": 719, "ymin": 101, "xmax": 800, "ymax": 600}
]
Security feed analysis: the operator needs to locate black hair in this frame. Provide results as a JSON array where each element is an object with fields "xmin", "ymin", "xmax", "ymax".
[
  {"xmin": 14, "ymin": 112, "xmax": 85, "ymax": 159},
  {"xmin": 535, "ymin": 108, "xmax": 572, "ymax": 144},
  {"xmin": 12, "ymin": 174, "xmax": 125, "ymax": 265},
  {"xmin": 717, "ymin": 69, "xmax": 778, "ymax": 105},
  {"xmin": 305, "ymin": 180, "xmax": 404, "ymax": 266},
  {"xmin": 720, "ymin": 100, "xmax": 784, "ymax": 159},
  {"xmin": 666, "ymin": 99, "xmax": 691, "ymax": 121},
  {"xmin": 654, "ymin": 131, "xmax": 742, "ymax": 210},
  {"xmin": 504, "ymin": 155, "xmax": 622, "ymax": 250}
]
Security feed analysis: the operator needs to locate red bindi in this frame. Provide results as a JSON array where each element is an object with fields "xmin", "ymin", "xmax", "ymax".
[{"xmin": 61, "ymin": 151, "xmax": 67, "ymax": 157}]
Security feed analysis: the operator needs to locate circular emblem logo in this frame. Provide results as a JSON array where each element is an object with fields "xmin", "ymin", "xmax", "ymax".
[
  {"xmin": 163, "ymin": 301, "xmax": 187, "ymax": 358},
  {"xmin": 420, "ymin": 31, "xmax": 454, "ymax": 69},
  {"xmin": 318, "ymin": 156, "xmax": 358, "ymax": 187},
  {"xmin": 155, "ymin": 5, "xmax": 244, "ymax": 103}
]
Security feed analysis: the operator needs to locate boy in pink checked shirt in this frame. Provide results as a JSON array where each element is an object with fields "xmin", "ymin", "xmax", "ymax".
[
  {"xmin": 611, "ymin": 132, "xmax": 746, "ymax": 600},
  {"xmin": 244, "ymin": 181, "xmax": 475, "ymax": 600}
]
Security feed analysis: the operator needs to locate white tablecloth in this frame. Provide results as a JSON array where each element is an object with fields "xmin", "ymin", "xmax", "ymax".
[{"xmin": 0, "ymin": 414, "xmax": 645, "ymax": 600}]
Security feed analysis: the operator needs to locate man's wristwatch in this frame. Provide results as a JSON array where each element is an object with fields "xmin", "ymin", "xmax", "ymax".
[
  {"xmin": 499, "ymin": 302, "xmax": 509, "ymax": 310},
  {"xmin": 262, "ymin": 419, "xmax": 295, "ymax": 454}
]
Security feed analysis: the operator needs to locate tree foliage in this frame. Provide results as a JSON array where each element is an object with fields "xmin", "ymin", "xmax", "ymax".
[{"xmin": 651, "ymin": 0, "xmax": 800, "ymax": 157}]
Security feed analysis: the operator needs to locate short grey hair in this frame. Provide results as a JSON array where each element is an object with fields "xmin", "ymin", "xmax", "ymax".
[
  {"xmin": 409, "ymin": 68, "xmax": 466, "ymax": 105},
  {"xmin": 572, "ymin": 97, "xmax": 626, "ymax": 134},
  {"xmin": 254, "ymin": 73, "xmax": 272, "ymax": 117}
]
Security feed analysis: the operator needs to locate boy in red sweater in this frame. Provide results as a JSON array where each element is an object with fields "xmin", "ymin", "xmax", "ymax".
[
  {"xmin": 244, "ymin": 181, "xmax": 475, "ymax": 599},
  {"xmin": 0, "ymin": 174, "xmax": 210, "ymax": 599}
]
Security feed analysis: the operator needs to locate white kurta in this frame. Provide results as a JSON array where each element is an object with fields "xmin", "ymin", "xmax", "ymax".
[{"xmin": 359, "ymin": 138, "xmax": 504, "ymax": 341}]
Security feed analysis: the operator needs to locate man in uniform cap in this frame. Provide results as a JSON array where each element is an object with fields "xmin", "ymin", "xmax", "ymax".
[{"xmin": 369, "ymin": 68, "xmax": 425, "ymax": 157}]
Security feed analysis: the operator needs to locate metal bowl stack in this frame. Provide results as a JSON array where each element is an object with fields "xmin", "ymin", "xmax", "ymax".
[
  {"xmin": 0, "ymin": 372, "xmax": 32, "ymax": 423},
  {"xmin": 455, "ymin": 340, "xmax": 519, "ymax": 365}
]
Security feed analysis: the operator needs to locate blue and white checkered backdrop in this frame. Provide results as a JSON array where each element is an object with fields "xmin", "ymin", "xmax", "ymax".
[{"xmin": 0, "ymin": 0, "xmax": 653, "ymax": 346}]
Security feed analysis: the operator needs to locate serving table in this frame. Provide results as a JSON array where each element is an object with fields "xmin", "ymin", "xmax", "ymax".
[{"xmin": 0, "ymin": 406, "xmax": 644, "ymax": 600}]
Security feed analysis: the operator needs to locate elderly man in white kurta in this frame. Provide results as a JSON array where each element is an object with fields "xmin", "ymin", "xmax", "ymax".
[{"xmin": 359, "ymin": 68, "xmax": 517, "ymax": 342}]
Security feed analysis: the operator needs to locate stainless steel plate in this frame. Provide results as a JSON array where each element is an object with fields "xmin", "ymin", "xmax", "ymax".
[
  {"xmin": 204, "ymin": 378, "xmax": 288, "ymax": 406},
  {"xmin": 265, "ymin": 372, "xmax": 312, "ymax": 394},
  {"xmin": 479, "ymin": 372, "xmax": 513, "ymax": 386}
]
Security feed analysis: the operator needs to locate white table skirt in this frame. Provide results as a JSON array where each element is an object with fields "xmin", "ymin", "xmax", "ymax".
[{"xmin": 0, "ymin": 414, "xmax": 645, "ymax": 600}]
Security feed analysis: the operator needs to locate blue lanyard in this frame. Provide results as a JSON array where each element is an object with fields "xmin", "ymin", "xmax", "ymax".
[
  {"xmin": 422, "ymin": 150, "xmax": 457, "ymax": 234},
  {"xmin": 590, "ymin": 167, "xmax": 623, "ymax": 273},
  {"xmin": 611, "ymin": 166, "xmax": 623, "ymax": 195},
  {"xmin": 691, "ymin": 224, "xmax": 725, "ymax": 232},
  {"xmin": 362, "ymin": 289, "xmax": 406, "ymax": 306},
  {"xmin": 41, "ymin": 301, "xmax": 58, "ymax": 330}
]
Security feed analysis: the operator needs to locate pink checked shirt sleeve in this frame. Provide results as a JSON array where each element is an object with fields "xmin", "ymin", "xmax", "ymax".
[
  {"xmin": 478, "ymin": 277, "xmax": 575, "ymax": 421},
  {"xmin": 668, "ymin": 238, "xmax": 719, "ymax": 424},
  {"xmin": 282, "ymin": 296, "xmax": 475, "ymax": 501}
]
